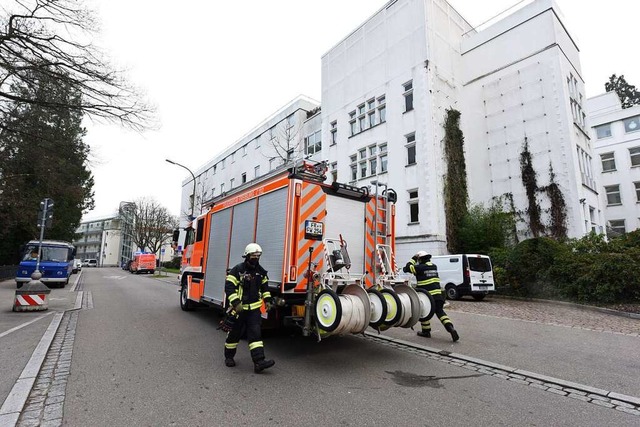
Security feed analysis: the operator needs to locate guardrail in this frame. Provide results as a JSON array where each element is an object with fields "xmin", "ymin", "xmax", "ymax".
[{"xmin": 0, "ymin": 265, "xmax": 17, "ymax": 281}]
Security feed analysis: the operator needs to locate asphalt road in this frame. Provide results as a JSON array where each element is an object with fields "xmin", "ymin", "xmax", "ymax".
[{"xmin": 1, "ymin": 268, "xmax": 638, "ymax": 426}]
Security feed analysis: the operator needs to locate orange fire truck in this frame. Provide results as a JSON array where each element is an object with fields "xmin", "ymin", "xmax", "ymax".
[
  {"xmin": 177, "ymin": 160, "xmax": 434, "ymax": 340},
  {"xmin": 130, "ymin": 253, "xmax": 156, "ymax": 274}
]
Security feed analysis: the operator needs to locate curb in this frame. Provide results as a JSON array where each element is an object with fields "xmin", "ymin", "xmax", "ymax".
[{"xmin": 488, "ymin": 294, "xmax": 640, "ymax": 320}]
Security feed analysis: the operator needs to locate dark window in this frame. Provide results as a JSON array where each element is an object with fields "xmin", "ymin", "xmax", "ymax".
[
  {"xmin": 196, "ymin": 218, "xmax": 205, "ymax": 242},
  {"xmin": 467, "ymin": 257, "xmax": 492, "ymax": 272}
]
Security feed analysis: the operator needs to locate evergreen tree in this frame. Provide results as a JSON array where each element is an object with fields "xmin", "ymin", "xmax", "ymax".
[
  {"xmin": 605, "ymin": 74, "xmax": 640, "ymax": 109},
  {"xmin": 0, "ymin": 69, "xmax": 94, "ymax": 264}
]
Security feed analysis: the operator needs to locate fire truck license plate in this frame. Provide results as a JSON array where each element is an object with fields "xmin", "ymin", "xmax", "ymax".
[{"xmin": 305, "ymin": 220, "xmax": 323, "ymax": 241}]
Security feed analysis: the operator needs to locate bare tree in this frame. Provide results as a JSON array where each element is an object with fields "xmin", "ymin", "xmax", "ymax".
[
  {"xmin": 123, "ymin": 198, "xmax": 178, "ymax": 256},
  {"xmin": 266, "ymin": 115, "xmax": 305, "ymax": 165},
  {"xmin": 0, "ymin": 0, "xmax": 154, "ymax": 131}
]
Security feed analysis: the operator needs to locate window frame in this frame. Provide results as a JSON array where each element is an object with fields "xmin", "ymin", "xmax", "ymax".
[
  {"xmin": 408, "ymin": 189, "xmax": 419, "ymax": 224},
  {"xmin": 600, "ymin": 152, "xmax": 616, "ymax": 172},
  {"xmin": 403, "ymin": 80, "xmax": 414, "ymax": 112},
  {"xmin": 630, "ymin": 147, "xmax": 640, "ymax": 167},
  {"xmin": 605, "ymin": 184, "xmax": 622, "ymax": 206}
]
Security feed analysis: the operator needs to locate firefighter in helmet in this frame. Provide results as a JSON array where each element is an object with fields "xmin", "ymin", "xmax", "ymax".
[
  {"xmin": 403, "ymin": 251, "xmax": 459, "ymax": 342},
  {"xmin": 224, "ymin": 243, "xmax": 276, "ymax": 373}
]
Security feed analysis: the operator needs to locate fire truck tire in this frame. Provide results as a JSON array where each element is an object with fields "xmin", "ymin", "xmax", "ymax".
[
  {"xmin": 314, "ymin": 288, "xmax": 342, "ymax": 332},
  {"xmin": 379, "ymin": 288, "xmax": 402, "ymax": 329},
  {"xmin": 414, "ymin": 288, "xmax": 435, "ymax": 321},
  {"xmin": 366, "ymin": 288, "xmax": 387, "ymax": 329},
  {"xmin": 180, "ymin": 283, "xmax": 196, "ymax": 311}
]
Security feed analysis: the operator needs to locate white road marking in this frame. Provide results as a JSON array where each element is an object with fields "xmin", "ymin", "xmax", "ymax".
[{"xmin": 0, "ymin": 313, "xmax": 53, "ymax": 340}]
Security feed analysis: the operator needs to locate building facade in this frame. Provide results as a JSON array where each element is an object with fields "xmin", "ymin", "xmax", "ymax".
[
  {"xmin": 176, "ymin": 0, "xmax": 605, "ymax": 259},
  {"xmin": 588, "ymin": 92, "xmax": 640, "ymax": 235}
]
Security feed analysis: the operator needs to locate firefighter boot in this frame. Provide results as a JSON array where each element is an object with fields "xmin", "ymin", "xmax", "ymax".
[
  {"xmin": 416, "ymin": 330, "xmax": 431, "ymax": 338},
  {"xmin": 225, "ymin": 358, "xmax": 236, "ymax": 367},
  {"xmin": 445, "ymin": 323, "xmax": 459, "ymax": 342},
  {"xmin": 254, "ymin": 359, "xmax": 275, "ymax": 373}
]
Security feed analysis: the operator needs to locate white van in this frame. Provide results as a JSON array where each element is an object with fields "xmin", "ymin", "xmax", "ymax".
[{"xmin": 431, "ymin": 254, "xmax": 495, "ymax": 301}]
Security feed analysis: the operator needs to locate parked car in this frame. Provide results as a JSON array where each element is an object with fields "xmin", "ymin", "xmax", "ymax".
[
  {"xmin": 82, "ymin": 259, "xmax": 98, "ymax": 267},
  {"xmin": 72, "ymin": 259, "xmax": 82, "ymax": 274},
  {"xmin": 431, "ymin": 254, "xmax": 495, "ymax": 301}
]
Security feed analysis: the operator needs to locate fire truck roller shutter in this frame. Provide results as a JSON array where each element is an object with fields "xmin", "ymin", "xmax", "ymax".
[
  {"xmin": 204, "ymin": 208, "xmax": 232, "ymax": 303},
  {"xmin": 255, "ymin": 188, "xmax": 287, "ymax": 284},
  {"xmin": 228, "ymin": 198, "xmax": 257, "ymax": 265},
  {"xmin": 323, "ymin": 195, "xmax": 366, "ymax": 275}
]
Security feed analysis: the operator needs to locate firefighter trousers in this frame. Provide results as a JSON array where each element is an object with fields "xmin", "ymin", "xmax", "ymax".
[
  {"xmin": 419, "ymin": 295, "xmax": 455, "ymax": 333},
  {"xmin": 224, "ymin": 309, "xmax": 266, "ymax": 362}
]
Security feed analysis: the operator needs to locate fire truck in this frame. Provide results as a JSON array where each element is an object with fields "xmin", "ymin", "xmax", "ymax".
[{"xmin": 177, "ymin": 160, "xmax": 435, "ymax": 340}]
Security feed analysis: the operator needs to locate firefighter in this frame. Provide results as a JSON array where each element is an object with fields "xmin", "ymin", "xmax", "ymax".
[
  {"xmin": 224, "ymin": 243, "xmax": 276, "ymax": 373},
  {"xmin": 403, "ymin": 251, "xmax": 459, "ymax": 342}
]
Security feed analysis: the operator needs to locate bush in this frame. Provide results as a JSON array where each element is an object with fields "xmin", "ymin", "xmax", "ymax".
[{"xmin": 162, "ymin": 256, "xmax": 181, "ymax": 269}]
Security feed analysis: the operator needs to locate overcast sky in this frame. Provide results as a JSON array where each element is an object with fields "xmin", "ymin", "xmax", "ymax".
[{"xmin": 83, "ymin": 0, "xmax": 640, "ymax": 220}]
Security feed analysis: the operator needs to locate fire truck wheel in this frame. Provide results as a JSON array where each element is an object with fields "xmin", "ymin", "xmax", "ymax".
[
  {"xmin": 180, "ymin": 283, "xmax": 196, "ymax": 311},
  {"xmin": 414, "ymin": 288, "xmax": 435, "ymax": 321},
  {"xmin": 366, "ymin": 288, "xmax": 387, "ymax": 329},
  {"xmin": 314, "ymin": 288, "xmax": 341, "ymax": 332},
  {"xmin": 379, "ymin": 288, "xmax": 402, "ymax": 329}
]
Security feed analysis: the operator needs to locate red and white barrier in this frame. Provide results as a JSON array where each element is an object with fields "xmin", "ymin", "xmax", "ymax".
[{"xmin": 14, "ymin": 291, "xmax": 49, "ymax": 312}]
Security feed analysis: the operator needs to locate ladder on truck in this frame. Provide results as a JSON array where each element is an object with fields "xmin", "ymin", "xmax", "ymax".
[{"xmin": 370, "ymin": 183, "xmax": 394, "ymax": 285}]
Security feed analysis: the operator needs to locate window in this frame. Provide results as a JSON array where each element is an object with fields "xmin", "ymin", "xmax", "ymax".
[
  {"xmin": 269, "ymin": 127, "xmax": 276, "ymax": 140},
  {"xmin": 367, "ymin": 99, "xmax": 375, "ymax": 110},
  {"xmin": 254, "ymin": 165, "xmax": 260, "ymax": 178},
  {"xmin": 358, "ymin": 104, "xmax": 365, "ymax": 115},
  {"xmin": 241, "ymin": 173, "xmax": 247, "ymax": 184},
  {"xmin": 330, "ymin": 162, "xmax": 338, "ymax": 182},
  {"xmin": 403, "ymin": 80, "xmax": 414, "ymax": 112},
  {"xmin": 305, "ymin": 130, "xmax": 322, "ymax": 156},
  {"xmin": 605, "ymin": 185, "xmax": 622, "ymax": 205},
  {"xmin": 600, "ymin": 152, "xmax": 616, "ymax": 172},
  {"xmin": 359, "ymin": 116, "xmax": 365, "ymax": 132},
  {"xmin": 269, "ymin": 158, "xmax": 276, "ymax": 171},
  {"xmin": 230, "ymin": 178, "xmax": 235, "ymax": 189},
  {"xmin": 360, "ymin": 161, "xmax": 367, "ymax": 179},
  {"xmin": 369, "ymin": 158, "xmax": 377, "ymax": 175},
  {"xmin": 220, "ymin": 183, "xmax": 225, "ymax": 194},
  {"xmin": 408, "ymin": 190, "xmax": 419, "ymax": 223},
  {"xmin": 623, "ymin": 116, "xmax": 640, "ymax": 133},
  {"xmin": 635, "ymin": 182, "xmax": 640, "ymax": 202},
  {"xmin": 351, "ymin": 164, "xmax": 357, "ymax": 181},
  {"xmin": 330, "ymin": 121, "xmax": 337, "ymax": 145},
  {"xmin": 255, "ymin": 138, "xmax": 260, "ymax": 149},
  {"xmin": 595, "ymin": 124, "xmax": 612, "ymax": 139},
  {"xmin": 607, "ymin": 220, "xmax": 626, "ymax": 237},
  {"xmin": 242, "ymin": 145, "xmax": 247, "ymax": 156},
  {"xmin": 221, "ymin": 158, "xmax": 226, "ymax": 169},
  {"xmin": 406, "ymin": 134, "xmax": 416, "ymax": 165},
  {"xmin": 286, "ymin": 114, "xmax": 295, "ymax": 129},
  {"xmin": 368, "ymin": 111, "xmax": 376, "ymax": 127},
  {"xmin": 349, "ymin": 111, "xmax": 357, "ymax": 136},
  {"xmin": 380, "ymin": 153, "xmax": 388, "ymax": 173},
  {"xmin": 359, "ymin": 149, "xmax": 366, "ymax": 160},
  {"xmin": 378, "ymin": 96, "xmax": 386, "ymax": 123},
  {"xmin": 231, "ymin": 152, "xmax": 236, "ymax": 163},
  {"xmin": 630, "ymin": 147, "xmax": 640, "ymax": 167}
]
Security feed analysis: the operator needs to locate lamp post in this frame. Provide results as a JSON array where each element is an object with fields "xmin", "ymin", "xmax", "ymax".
[{"xmin": 165, "ymin": 159, "xmax": 196, "ymax": 220}]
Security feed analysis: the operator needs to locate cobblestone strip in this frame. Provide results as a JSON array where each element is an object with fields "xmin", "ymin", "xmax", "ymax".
[
  {"xmin": 363, "ymin": 332, "xmax": 640, "ymax": 417},
  {"xmin": 16, "ymin": 311, "xmax": 78, "ymax": 427}
]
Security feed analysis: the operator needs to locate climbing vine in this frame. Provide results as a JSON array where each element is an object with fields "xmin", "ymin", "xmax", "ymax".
[
  {"xmin": 443, "ymin": 108, "xmax": 468, "ymax": 253},
  {"xmin": 519, "ymin": 138, "xmax": 545, "ymax": 237},
  {"xmin": 541, "ymin": 163, "xmax": 568, "ymax": 239}
]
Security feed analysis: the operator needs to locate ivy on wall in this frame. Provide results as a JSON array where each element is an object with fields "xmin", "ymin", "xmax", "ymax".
[
  {"xmin": 541, "ymin": 163, "xmax": 568, "ymax": 239},
  {"xmin": 443, "ymin": 108, "xmax": 468, "ymax": 253},
  {"xmin": 519, "ymin": 139, "xmax": 568, "ymax": 240},
  {"xmin": 519, "ymin": 138, "xmax": 545, "ymax": 237}
]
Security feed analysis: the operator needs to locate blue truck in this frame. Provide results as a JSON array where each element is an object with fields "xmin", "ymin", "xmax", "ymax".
[{"xmin": 15, "ymin": 240, "xmax": 76, "ymax": 288}]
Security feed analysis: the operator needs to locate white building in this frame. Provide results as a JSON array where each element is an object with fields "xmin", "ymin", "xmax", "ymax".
[
  {"xmin": 176, "ymin": 0, "xmax": 604, "ymax": 259},
  {"xmin": 587, "ymin": 92, "xmax": 640, "ymax": 235},
  {"xmin": 461, "ymin": 0, "xmax": 603, "ymax": 240},
  {"xmin": 173, "ymin": 96, "xmax": 320, "ymax": 221}
]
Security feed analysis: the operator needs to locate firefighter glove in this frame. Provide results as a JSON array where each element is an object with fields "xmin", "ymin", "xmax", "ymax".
[
  {"xmin": 265, "ymin": 299, "xmax": 274, "ymax": 312},
  {"xmin": 233, "ymin": 301, "xmax": 244, "ymax": 313},
  {"xmin": 218, "ymin": 314, "xmax": 236, "ymax": 332}
]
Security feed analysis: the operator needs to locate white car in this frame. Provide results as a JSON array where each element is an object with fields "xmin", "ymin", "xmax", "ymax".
[
  {"xmin": 82, "ymin": 259, "xmax": 98, "ymax": 267},
  {"xmin": 72, "ymin": 259, "xmax": 82, "ymax": 274}
]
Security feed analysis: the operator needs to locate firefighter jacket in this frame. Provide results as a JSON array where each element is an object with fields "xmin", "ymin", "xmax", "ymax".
[
  {"xmin": 403, "ymin": 259, "xmax": 443, "ymax": 298},
  {"xmin": 225, "ymin": 261, "xmax": 272, "ymax": 311}
]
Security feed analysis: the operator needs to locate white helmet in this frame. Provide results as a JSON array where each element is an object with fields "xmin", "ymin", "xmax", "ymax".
[
  {"xmin": 243, "ymin": 243, "xmax": 263, "ymax": 257},
  {"xmin": 415, "ymin": 250, "xmax": 429, "ymax": 258}
]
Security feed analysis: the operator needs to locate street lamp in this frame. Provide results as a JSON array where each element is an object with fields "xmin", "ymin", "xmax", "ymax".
[{"xmin": 165, "ymin": 159, "xmax": 196, "ymax": 220}]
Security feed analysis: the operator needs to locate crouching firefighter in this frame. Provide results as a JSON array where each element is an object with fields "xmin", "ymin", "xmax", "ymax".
[
  {"xmin": 224, "ymin": 243, "xmax": 276, "ymax": 373},
  {"xmin": 403, "ymin": 251, "xmax": 459, "ymax": 342}
]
